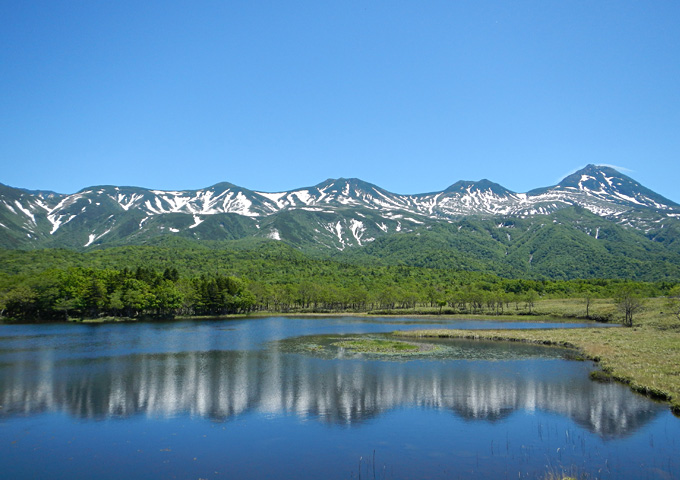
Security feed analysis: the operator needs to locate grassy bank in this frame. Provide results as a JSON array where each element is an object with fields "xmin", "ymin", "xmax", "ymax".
[{"xmin": 396, "ymin": 297, "xmax": 680, "ymax": 413}]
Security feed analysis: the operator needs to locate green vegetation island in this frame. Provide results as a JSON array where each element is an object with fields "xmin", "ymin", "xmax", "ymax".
[{"xmin": 1, "ymin": 240, "xmax": 679, "ymax": 414}]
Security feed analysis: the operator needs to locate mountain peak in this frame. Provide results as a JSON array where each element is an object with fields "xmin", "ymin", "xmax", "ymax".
[
  {"xmin": 1, "ymin": 166, "xmax": 678, "ymax": 251},
  {"xmin": 444, "ymin": 179, "xmax": 513, "ymax": 196},
  {"xmin": 207, "ymin": 181, "xmax": 245, "ymax": 192},
  {"xmin": 314, "ymin": 177, "xmax": 382, "ymax": 192},
  {"xmin": 553, "ymin": 164, "xmax": 678, "ymax": 208},
  {"xmin": 558, "ymin": 164, "xmax": 620, "ymax": 187}
]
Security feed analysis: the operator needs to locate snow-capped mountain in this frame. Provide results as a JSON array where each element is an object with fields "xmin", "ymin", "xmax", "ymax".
[{"xmin": 1, "ymin": 165, "xmax": 678, "ymax": 251}]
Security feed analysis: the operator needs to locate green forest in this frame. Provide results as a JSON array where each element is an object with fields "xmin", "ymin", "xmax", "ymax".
[{"xmin": 1, "ymin": 240, "xmax": 677, "ymax": 322}]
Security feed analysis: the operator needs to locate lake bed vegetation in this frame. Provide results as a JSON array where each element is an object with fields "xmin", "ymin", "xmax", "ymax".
[
  {"xmin": 331, "ymin": 337, "xmax": 424, "ymax": 354},
  {"xmin": 397, "ymin": 298, "xmax": 680, "ymax": 414},
  {"xmin": 277, "ymin": 334, "xmax": 446, "ymax": 359}
]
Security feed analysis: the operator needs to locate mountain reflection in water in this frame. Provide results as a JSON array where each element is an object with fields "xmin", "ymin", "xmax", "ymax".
[{"xmin": 0, "ymin": 344, "xmax": 661, "ymax": 438}]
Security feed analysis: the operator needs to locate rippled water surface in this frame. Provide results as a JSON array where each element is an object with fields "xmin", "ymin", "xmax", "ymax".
[{"xmin": 0, "ymin": 317, "xmax": 677, "ymax": 479}]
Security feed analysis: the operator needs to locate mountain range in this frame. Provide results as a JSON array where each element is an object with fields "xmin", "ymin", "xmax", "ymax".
[{"xmin": 2, "ymin": 165, "xmax": 680, "ymax": 279}]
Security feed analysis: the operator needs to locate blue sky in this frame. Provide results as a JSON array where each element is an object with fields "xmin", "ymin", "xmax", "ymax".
[{"xmin": 1, "ymin": 1, "xmax": 679, "ymax": 201}]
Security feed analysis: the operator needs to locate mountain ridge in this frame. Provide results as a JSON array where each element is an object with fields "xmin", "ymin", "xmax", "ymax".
[
  {"xmin": 6, "ymin": 165, "xmax": 676, "ymax": 205},
  {"xmin": 2, "ymin": 165, "xmax": 680, "ymax": 278}
]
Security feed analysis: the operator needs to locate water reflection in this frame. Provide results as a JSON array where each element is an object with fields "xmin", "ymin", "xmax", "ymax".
[{"xmin": 0, "ymin": 344, "xmax": 662, "ymax": 438}]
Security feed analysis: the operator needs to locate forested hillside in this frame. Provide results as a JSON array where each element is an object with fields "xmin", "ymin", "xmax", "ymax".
[
  {"xmin": 1, "ymin": 239, "xmax": 676, "ymax": 322},
  {"xmin": 340, "ymin": 208, "xmax": 680, "ymax": 280},
  {"xmin": 3, "ymin": 164, "xmax": 680, "ymax": 321}
]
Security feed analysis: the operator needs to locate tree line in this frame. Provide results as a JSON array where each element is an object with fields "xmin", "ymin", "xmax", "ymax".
[{"xmin": 1, "ymin": 265, "xmax": 677, "ymax": 322}]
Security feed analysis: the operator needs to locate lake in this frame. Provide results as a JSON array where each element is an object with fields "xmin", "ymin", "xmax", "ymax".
[{"xmin": 0, "ymin": 316, "xmax": 677, "ymax": 479}]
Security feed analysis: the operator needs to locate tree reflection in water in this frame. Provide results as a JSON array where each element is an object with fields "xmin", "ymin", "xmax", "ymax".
[{"xmin": 0, "ymin": 342, "xmax": 663, "ymax": 439}]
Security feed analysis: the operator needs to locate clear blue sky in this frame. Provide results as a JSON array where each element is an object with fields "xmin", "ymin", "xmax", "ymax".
[{"xmin": 1, "ymin": 1, "xmax": 679, "ymax": 201}]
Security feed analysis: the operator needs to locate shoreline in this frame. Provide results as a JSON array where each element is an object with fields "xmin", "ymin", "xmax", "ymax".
[
  {"xmin": 1, "ymin": 311, "xmax": 603, "ymax": 325},
  {"xmin": 396, "ymin": 327, "xmax": 680, "ymax": 415},
  {"xmin": 3, "ymin": 309, "xmax": 677, "ymax": 417}
]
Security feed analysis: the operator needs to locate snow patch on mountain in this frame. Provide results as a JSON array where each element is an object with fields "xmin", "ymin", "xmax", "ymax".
[
  {"xmin": 115, "ymin": 193, "xmax": 144, "ymax": 211},
  {"xmin": 349, "ymin": 219, "xmax": 366, "ymax": 245},
  {"xmin": 371, "ymin": 189, "xmax": 405, "ymax": 210},
  {"xmin": 256, "ymin": 191, "xmax": 287, "ymax": 209},
  {"xmin": 84, "ymin": 228, "xmax": 112, "ymax": 247},
  {"xmin": 2, "ymin": 201, "xmax": 16, "ymax": 214},
  {"xmin": 189, "ymin": 215, "xmax": 203, "ymax": 229},
  {"xmin": 13, "ymin": 201, "xmax": 36, "ymax": 225},
  {"xmin": 47, "ymin": 214, "xmax": 64, "ymax": 234},
  {"xmin": 150, "ymin": 190, "xmax": 182, "ymax": 195},
  {"xmin": 144, "ymin": 200, "xmax": 160, "ymax": 214},
  {"xmin": 293, "ymin": 190, "xmax": 313, "ymax": 205},
  {"xmin": 2, "ymin": 164, "xmax": 679, "ymax": 250},
  {"xmin": 336, "ymin": 195, "xmax": 354, "ymax": 206},
  {"xmin": 333, "ymin": 221, "xmax": 344, "ymax": 243},
  {"xmin": 322, "ymin": 221, "xmax": 346, "ymax": 249},
  {"xmin": 160, "ymin": 194, "xmax": 192, "ymax": 212},
  {"xmin": 614, "ymin": 192, "xmax": 644, "ymax": 205},
  {"xmin": 578, "ymin": 174, "xmax": 594, "ymax": 189},
  {"xmin": 33, "ymin": 199, "xmax": 50, "ymax": 211},
  {"xmin": 230, "ymin": 192, "xmax": 258, "ymax": 216}
]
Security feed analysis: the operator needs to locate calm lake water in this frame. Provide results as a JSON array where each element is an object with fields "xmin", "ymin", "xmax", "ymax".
[{"xmin": 0, "ymin": 317, "xmax": 677, "ymax": 480}]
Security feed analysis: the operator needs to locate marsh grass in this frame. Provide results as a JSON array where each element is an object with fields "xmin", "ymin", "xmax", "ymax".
[
  {"xmin": 332, "ymin": 338, "xmax": 421, "ymax": 354},
  {"xmin": 368, "ymin": 297, "xmax": 619, "ymax": 323},
  {"xmin": 330, "ymin": 337, "xmax": 445, "ymax": 356},
  {"xmin": 279, "ymin": 334, "xmax": 445, "ymax": 359},
  {"xmin": 397, "ymin": 297, "xmax": 680, "ymax": 413}
]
